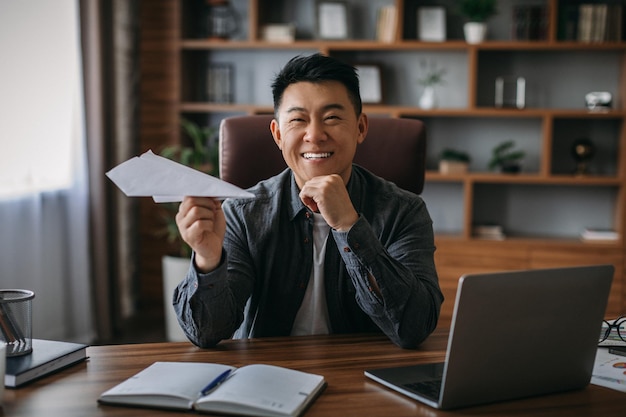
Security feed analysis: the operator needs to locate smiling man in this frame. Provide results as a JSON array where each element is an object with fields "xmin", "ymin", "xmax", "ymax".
[{"xmin": 173, "ymin": 54, "xmax": 443, "ymax": 349}]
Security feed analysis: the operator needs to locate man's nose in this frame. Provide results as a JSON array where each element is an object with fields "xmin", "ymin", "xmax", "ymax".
[{"xmin": 304, "ymin": 120, "xmax": 328, "ymax": 142}]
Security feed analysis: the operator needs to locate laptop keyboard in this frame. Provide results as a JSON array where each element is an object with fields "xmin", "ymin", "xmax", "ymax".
[{"xmin": 403, "ymin": 379, "xmax": 442, "ymax": 401}]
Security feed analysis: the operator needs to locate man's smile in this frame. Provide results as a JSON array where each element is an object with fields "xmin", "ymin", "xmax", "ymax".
[{"xmin": 302, "ymin": 152, "xmax": 333, "ymax": 159}]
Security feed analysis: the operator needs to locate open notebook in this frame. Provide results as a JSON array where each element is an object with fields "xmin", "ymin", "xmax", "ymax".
[{"xmin": 365, "ymin": 264, "xmax": 613, "ymax": 410}]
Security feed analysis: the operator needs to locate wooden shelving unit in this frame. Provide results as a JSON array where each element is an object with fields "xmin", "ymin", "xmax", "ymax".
[{"xmin": 139, "ymin": 0, "xmax": 626, "ymax": 328}]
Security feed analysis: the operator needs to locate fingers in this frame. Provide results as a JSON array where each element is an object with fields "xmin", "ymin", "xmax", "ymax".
[
  {"xmin": 175, "ymin": 197, "xmax": 225, "ymax": 272},
  {"xmin": 298, "ymin": 175, "xmax": 341, "ymax": 209},
  {"xmin": 178, "ymin": 196, "xmax": 221, "ymax": 217},
  {"xmin": 178, "ymin": 196, "xmax": 222, "ymax": 229},
  {"xmin": 299, "ymin": 175, "xmax": 358, "ymax": 231}
]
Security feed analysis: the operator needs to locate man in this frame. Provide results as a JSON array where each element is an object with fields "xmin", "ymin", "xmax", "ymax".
[{"xmin": 173, "ymin": 53, "xmax": 443, "ymax": 349}]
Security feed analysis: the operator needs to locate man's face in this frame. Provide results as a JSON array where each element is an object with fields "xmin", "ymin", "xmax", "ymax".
[{"xmin": 270, "ymin": 81, "xmax": 367, "ymax": 189}]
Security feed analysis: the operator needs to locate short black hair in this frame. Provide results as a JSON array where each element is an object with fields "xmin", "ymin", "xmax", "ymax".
[{"xmin": 271, "ymin": 53, "xmax": 362, "ymax": 117}]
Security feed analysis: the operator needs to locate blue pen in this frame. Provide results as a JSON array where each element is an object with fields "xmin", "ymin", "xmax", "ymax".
[{"xmin": 200, "ymin": 369, "xmax": 233, "ymax": 396}]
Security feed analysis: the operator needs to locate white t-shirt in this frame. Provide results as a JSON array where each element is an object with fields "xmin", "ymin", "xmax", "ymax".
[{"xmin": 291, "ymin": 213, "xmax": 332, "ymax": 336}]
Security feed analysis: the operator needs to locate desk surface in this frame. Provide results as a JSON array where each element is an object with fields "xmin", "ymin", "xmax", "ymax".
[{"xmin": 2, "ymin": 329, "xmax": 624, "ymax": 417}]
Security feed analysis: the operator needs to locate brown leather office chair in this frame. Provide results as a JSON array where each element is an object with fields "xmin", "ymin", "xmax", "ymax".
[{"xmin": 219, "ymin": 115, "xmax": 426, "ymax": 194}]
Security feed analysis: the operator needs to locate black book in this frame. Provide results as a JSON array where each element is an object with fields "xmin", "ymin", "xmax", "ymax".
[{"xmin": 5, "ymin": 339, "xmax": 88, "ymax": 388}]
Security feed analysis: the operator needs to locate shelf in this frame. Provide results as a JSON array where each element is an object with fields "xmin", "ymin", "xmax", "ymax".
[
  {"xmin": 426, "ymin": 171, "xmax": 623, "ymax": 185},
  {"xmin": 179, "ymin": 103, "xmax": 626, "ymax": 118},
  {"xmin": 180, "ymin": 39, "xmax": 626, "ymax": 51},
  {"xmin": 159, "ymin": 0, "xmax": 626, "ymax": 324},
  {"xmin": 472, "ymin": 41, "xmax": 626, "ymax": 50},
  {"xmin": 179, "ymin": 103, "xmax": 273, "ymax": 114},
  {"xmin": 435, "ymin": 234, "xmax": 623, "ymax": 248}
]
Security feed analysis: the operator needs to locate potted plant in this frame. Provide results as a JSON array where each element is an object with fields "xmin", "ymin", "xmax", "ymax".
[
  {"xmin": 439, "ymin": 148, "xmax": 471, "ymax": 174},
  {"xmin": 159, "ymin": 117, "xmax": 218, "ymax": 341},
  {"xmin": 488, "ymin": 140, "xmax": 525, "ymax": 173},
  {"xmin": 417, "ymin": 60, "xmax": 446, "ymax": 109},
  {"xmin": 458, "ymin": 0, "xmax": 497, "ymax": 43}
]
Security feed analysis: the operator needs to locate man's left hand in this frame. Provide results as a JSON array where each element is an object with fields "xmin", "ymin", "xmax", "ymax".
[{"xmin": 299, "ymin": 174, "xmax": 358, "ymax": 231}]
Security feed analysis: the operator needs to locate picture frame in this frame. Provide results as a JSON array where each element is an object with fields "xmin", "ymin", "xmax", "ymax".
[
  {"xmin": 316, "ymin": 1, "xmax": 349, "ymax": 40},
  {"xmin": 418, "ymin": 6, "xmax": 446, "ymax": 42},
  {"xmin": 355, "ymin": 65, "xmax": 383, "ymax": 104},
  {"xmin": 205, "ymin": 63, "xmax": 234, "ymax": 103}
]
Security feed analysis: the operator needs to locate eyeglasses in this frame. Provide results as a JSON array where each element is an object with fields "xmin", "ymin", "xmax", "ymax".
[{"xmin": 599, "ymin": 316, "xmax": 626, "ymax": 343}]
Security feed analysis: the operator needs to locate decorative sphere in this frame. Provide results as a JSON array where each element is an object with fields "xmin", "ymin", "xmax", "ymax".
[
  {"xmin": 571, "ymin": 138, "xmax": 595, "ymax": 162},
  {"xmin": 571, "ymin": 138, "xmax": 595, "ymax": 175}
]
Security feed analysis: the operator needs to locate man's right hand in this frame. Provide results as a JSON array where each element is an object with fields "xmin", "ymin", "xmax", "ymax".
[{"xmin": 176, "ymin": 196, "xmax": 226, "ymax": 273}]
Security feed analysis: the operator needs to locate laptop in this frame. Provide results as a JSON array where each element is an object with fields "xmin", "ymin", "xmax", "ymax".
[{"xmin": 365, "ymin": 264, "xmax": 614, "ymax": 410}]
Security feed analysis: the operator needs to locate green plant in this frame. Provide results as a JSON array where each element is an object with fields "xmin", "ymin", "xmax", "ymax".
[
  {"xmin": 458, "ymin": 0, "xmax": 497, "ymax": 22},
  {"xmin": 159, "ymin": 118, "xmax": 219, "ymax": 258},
  {"xmin": 440, "ymin": 148, "xmax": 470, "ymax": 163},
  {"xmin": 488, "ymin": 140, "xmax": 525, "ymax": 172},
  {"xmin": 417, "ymin": 59, "xmax": 446, "ymax": 87}
]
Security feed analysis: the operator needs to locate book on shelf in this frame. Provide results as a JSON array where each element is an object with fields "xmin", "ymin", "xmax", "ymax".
[
  {"xmin": 98, "ymin": 361, "xmax": 326, "ymax": 417},
  {"xmin": 472, "ymin": 224, "xmax": 505, "ymax": 240},
  {"xmin": 580, "ymin": 228, "xmax": 619, "ymax": 242},
  {"xmin": 376, "ymin": 5, "xmax": 397, "ymax": 43},
  {"xmin": 559, "ymin": 4, "xmax": 579, "ymax": 40},
  {"xmin": 5, "ymin": 339, "xmax": 88, "ymax": 388},
  {"xmin": 512, "ymin": 5, "xmax": 548, "ymax": 40}
]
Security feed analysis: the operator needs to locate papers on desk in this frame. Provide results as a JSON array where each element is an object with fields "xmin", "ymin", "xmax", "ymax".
[
  {"xmin": 598, "ymin": 317, "xmax": 626, "ymax": 347},
  {"xmin": 591, "ymin": 348, "xmax": 626, "ymax": 392},
  {"xmin": 106, "ymin": 150, "xmax": 254, "ymax": 202}
]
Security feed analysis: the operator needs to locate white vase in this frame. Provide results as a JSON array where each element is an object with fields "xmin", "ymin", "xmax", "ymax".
[
  {"xmin": 162, "ymin": 255, "xmax": 191, "ymax": 342},
  {"xmin": 464, "ymin": 22, "xmax": 487, "ymax": 44},
  {"xmin": 419, "ymin": 86, "xmax": 437, "ymax": 109}
]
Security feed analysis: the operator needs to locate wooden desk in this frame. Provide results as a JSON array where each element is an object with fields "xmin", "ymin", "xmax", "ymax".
[{"xmin": 2, "ymin": 329, "xmax": 624, "ymax": 417}]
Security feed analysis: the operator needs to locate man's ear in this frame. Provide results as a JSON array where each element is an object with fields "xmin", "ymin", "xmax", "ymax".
[
  {"xmin": 270, "ymin": 118, "xmax": 282, "ymax": 150},
  {"xmin": 356, "ymin": 113, "xmax": 368, "ymax": 145}
]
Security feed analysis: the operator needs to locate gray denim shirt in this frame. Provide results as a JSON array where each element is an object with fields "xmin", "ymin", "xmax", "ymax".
[{"xmin": 173, "ymin": 164, "xmax": 443, "ymax": 349}]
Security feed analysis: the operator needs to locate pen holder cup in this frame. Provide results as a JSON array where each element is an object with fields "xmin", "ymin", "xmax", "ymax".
[{"xmin": 0, "ymin": 289, "xmax": 34, "ymax": 357}]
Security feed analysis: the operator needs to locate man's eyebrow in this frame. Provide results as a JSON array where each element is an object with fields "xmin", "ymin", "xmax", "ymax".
[
  {"xmin": 322, "ymin": 103, "xmax": 346, "ymax": 111},
  {"xmin": 285, "ymin": 106, "xmax": 306, "ymax": 113}
]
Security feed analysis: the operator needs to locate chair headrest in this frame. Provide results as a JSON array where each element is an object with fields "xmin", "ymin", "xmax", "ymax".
[{"xmin": 219, "ymin": 115, "xmax": 426, "ymax": 194}]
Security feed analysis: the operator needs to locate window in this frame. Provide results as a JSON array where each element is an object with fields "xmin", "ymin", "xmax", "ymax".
[{"xmin": 0, "ymin": 0, "xmax": 82, "ymax": 199}]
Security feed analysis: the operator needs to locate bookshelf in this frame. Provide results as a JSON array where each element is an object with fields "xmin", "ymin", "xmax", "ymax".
[{"xmin": 139, "ymin": 0, "xmax": 626, "ymax": 328}]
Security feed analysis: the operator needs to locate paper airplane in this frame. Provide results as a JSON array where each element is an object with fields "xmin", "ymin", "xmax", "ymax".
[{"xmin": 106, "ymin": 150, "xmax": 254, "ymax": 202}]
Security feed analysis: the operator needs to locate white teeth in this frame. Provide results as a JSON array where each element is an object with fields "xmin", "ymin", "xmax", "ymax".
[{"xmin": 303, "ymin": 152, "xmax": 331, "ymax": 159}]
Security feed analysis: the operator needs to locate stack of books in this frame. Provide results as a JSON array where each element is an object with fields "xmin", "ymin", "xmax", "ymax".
[
  {"xmin": 473, "ymin": 224, "xmax": 505, "ymax": 240},
  {"xmin": 561, "ymin": 3, "xmax": 623, "ymax": 42},
  {"xmin": 580, "ymin": 228, "xmax": 619, "ymax": 242}
]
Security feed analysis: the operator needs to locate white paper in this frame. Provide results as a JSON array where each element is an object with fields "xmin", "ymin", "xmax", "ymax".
[
  {"xmin": 591, "ymin": 348, "xmax": 626, "ymax": 392},
  {"xmin": 106, "ymin": 150, "xmax": 254, "ymax": 202}
]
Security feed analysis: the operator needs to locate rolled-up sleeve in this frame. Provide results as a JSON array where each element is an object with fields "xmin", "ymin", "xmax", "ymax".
[{"xmin": 332, "ymin": 198, "xmax": 442, "ymax": 349}]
